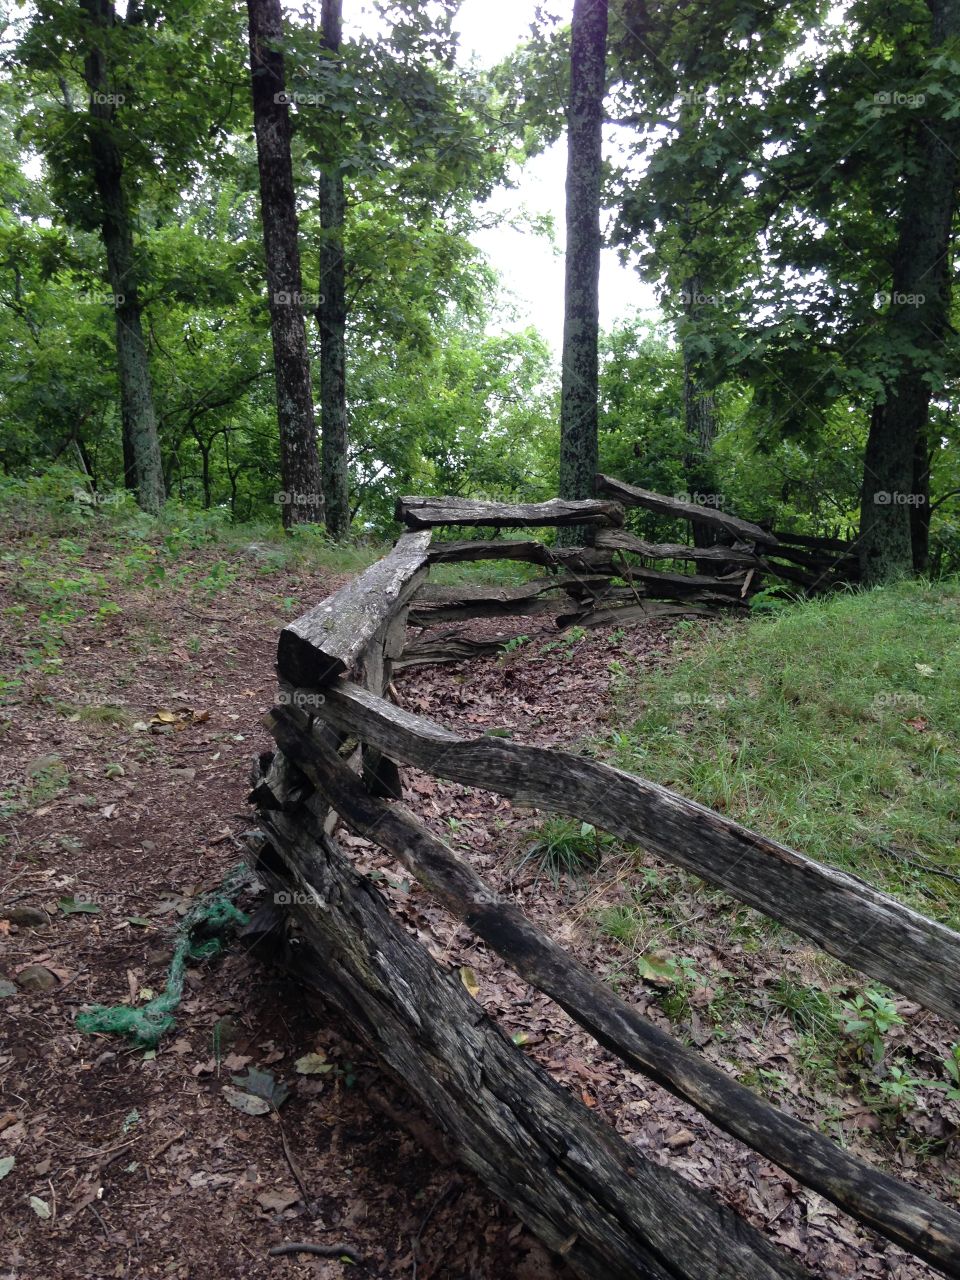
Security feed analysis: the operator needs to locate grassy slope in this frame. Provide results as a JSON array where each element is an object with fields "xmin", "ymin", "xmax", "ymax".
[{"xmin": 608, "ymin": 581, "xmax": 960, "ymax": 927}]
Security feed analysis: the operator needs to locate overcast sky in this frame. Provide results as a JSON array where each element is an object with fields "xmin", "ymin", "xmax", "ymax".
[
  {"xmin": 452, "ymin": 0, "xmax": 659, "ymax": 350},
  {"xmin": 342, "ymin": 0, "xmax": 656, "ymax": 351}
]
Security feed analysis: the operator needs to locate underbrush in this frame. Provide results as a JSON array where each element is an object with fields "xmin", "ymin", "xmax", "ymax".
[{"xmin": 566, "ymin": 579, "xmax": 960, "ymax": 1149}]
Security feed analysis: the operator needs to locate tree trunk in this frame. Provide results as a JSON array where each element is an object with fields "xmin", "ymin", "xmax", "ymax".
[
  {"xmin": 317, "ymin": 0, "xmax": 351, "ymax": 541},
  {"xmin": 557, "ymin": 0, "xmax": 608, "ymax": 546},
  {"xmin": 681, "ymin": 274, "xmax": 718, "ymax": 549},
  {"xmin": 247, "ymin": 0, "xmax": 324, "ymax": 529},
  {"xmin": 911, "ymin": 429, "xmax": 932, "ymax": 575},
  {"xmin": 858, "ymin": 0, "xmax": 960, "ymax": 585},
  {"xmin": 80, "ymin": 0, "xmax": 165, "ymax": 515}
]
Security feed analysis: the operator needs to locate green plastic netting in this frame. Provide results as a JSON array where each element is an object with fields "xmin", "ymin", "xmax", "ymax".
[{"xmin": 75, "ymin": 875, "xmax": 249, "ymax": 1049}]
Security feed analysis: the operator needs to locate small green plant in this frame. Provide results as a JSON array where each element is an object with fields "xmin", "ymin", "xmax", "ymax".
[
  {"xmin": 876, "ymin": 1061, "xmax": 926, "ymax": 1112},
  {"xmin": 769, "ymin": 977, "xmax": 840, "ymax": 1040},
  {"xmin": 516, "ymin": 818, "xmax": 612, "ymax": 885},
  {"xmin": 194, "ymin": 560, "xmax": 237, "ymax": 595},
  {"xmin": 539, "ymin": 625, "xmax": 587, "ymax": 660},
  {"xmin": 841, "ymin": 988, "xmax": 904, "ymax": 1062},
  {"xmin": 936, "ymin": 1043, "xmax": 960, "ymax": 1102},
  {"xmin": 748, "ymin": 586, "xmax": 799, "ymax": 614},
  {"xmin": 598, "ymin": 904, "xmax": 642, "ymax": 945},
  {"xmin": 499, "ymin": 634, "xmax": 530, "ymax": 657},
  {"xmin": 24, "ymin": 755, "xmax": 71, "ymax": 808}
]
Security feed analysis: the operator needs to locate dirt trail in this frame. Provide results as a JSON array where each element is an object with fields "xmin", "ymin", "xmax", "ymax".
[{"xmin": 2, "ymin": 536, "xmax": 956, "ymax": 1280}]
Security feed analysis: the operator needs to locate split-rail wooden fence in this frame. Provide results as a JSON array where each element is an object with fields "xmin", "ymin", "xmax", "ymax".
[{"xmin": 245, "ymin": 481, "xmax": 955, "ymax": 1280}]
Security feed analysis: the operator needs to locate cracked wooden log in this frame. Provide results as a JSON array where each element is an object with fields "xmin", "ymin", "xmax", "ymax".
[
  {"xmin": 393, "ymin": 632, "xmax": 534, "ymax": 670},
  {"xmin": 277, "ymin": 529, "xmax": 431, "ymax": 687},
  {"xmin": 595, "ymin": 474, "xmax": 778, "ymax": 546},
  {"xmin": 427, "ymin": 537, "xmax": 613, "ymax": 573},
  {"xmin": 304, "ymin": 681, "xmax": 960, "ymax": 1026},
  {"xmin": 261, "ymin": 709, "xmax": 960, "ymax": 1277},
  {"xmin": 408, "ymin": 577, "xmax": 609, "ymax": 626},
  {"xmin": 595, "ymin": 528, "xmax": 764, "ymax": 567},
  {"xmin": 397, "ymin": 495, "xmax": 624, "ymax": 530},
  {"xmin": 572, "ymin": 568, "xmax": 749, "ymax": 602},
  {"xmin": 556, "ymin": 601, "xmax": 723, "ymax": 628},
  {"xmin": 247, "ymin": 802, "xmax": 802, "ymax": 1279}
]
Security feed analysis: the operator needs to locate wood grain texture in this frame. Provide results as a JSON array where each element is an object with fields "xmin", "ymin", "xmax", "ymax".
[
  {"xmin": 263, "ymin": 711, "xmax": 960, "ymax": 1276},
  {"xmin": 397, "ymin": 495, "xmax": 624, "ymax": 530},
  {"xmin": 427, "ymin": 537, "xmax": 614, "ymax": 573},
  {"xmin": 595, "ymin": 528, "xmax": 765, "ymax": 567},
  {"xmin": 276, "ymin": 529, "xmax": 431, "ymax": 687},
  {"xmin": 249, "ymin": 794, "xmax": 803, "ymax": 1279},
  {"xmin": 596, "ymin": 474, "xmax": 778, "ymax": 546},
  {"xmin": 307, "ymin": 681, "xmax": 960, "ymax": 1025}
]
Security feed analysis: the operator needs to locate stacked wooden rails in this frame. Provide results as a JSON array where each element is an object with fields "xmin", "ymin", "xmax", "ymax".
[{"xmin": 244, "ymin": 485, "xmax": 960, "ymax": 1280}]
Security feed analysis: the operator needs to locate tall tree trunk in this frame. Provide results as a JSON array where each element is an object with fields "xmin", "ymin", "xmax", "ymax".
[
  {"xmin": 558, "ymin": 0, "xmax": 608, "ymax": 546},
  {"xmin": 681, "ymin": 274, "xmax": 718, "ymax": 549},
  {"xmin": 858, "ymin": 0, "xmax": 960, "ymax": 586},
  {"xmin": 317, "ymin": 0, "xmax": 350, "ymax": 541},
  {"xmin": 247, "ymin": 0, "xmax": 324, "ymax": 529},
  {"xmin": 911, "ymin": 428, "xmax": 932, "ymax": 575},
  {"xmin": 81, "ymin": 0, "xmax": 165, "ymax": 515}
]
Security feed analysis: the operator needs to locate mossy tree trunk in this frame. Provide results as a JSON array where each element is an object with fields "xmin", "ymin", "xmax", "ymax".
[
  {"xmin": 558, "ymin": 0, "xmax": 608, "ymax": 546},
  {"xmin": 247, "ymin": 0, "xmax": 324, "ymax": 529}
]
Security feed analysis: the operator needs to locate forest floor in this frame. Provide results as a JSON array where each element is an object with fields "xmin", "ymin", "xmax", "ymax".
[{"xmin": 1, "ymin": 493, "xmax": 959, "ymax": 1280}]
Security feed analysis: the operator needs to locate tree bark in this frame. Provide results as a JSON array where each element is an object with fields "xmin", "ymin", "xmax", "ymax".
[
  {"xmin": 558, "ymin": 0, "xmax": 608, "ymax": 545},
  {"xmin": 80, "ymin": 0, "xmax": 165, "ymax": 515},
  {"xmin": 858, "ymin": 0, "xmax": 960, "ymax": 585},
  {"xmin": 681, "ymin": 273, "xmax": 719, "ymax": 549},
  {"xmin": 317, "ymin": 0, "xmax": 350, "ymax": 540},
  {"xmin": 247, "ymin": 0, "xmax": 324, "ymax": 529}
]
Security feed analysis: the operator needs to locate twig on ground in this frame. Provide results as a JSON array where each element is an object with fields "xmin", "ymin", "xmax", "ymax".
[
  {"xmin": 147, "ymin": 1128, "xmax": 186, "ymax": 1161},
  {"xmin": 268, "ymin": 1241, "xmax": 363, "ymax": 1261},
  {"xmin": 878, "ymin": 845, "xmax": 960, "ymax": 885},
  {"xmin": 278, "ymin": 1119, "xmax": 316, "ymax": 1218}
]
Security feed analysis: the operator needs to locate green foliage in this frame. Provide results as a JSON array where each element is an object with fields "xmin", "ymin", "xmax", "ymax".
[
  {"xmin": 841, "ymin": 989, "xmax": 905, "ymax": 1063},
  {"xmin": 516, "ymin": 818, "xmax": 613, "ymax": 885}
]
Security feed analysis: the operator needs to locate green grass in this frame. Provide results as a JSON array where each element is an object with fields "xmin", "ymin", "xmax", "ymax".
[{"xmin": 607, "ymin": 580, "xmax": 960, "ymax": 924}]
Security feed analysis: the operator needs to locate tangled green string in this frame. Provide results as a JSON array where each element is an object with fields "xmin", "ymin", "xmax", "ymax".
[{"xmin": 76, "ymin": 881, "xmax": 249, "ymax": 1050}]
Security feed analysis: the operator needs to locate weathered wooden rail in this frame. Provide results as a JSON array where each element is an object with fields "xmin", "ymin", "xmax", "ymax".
[{"xmin": 245, "ymin": 484, "xmax": 938, "ymax": 1279}]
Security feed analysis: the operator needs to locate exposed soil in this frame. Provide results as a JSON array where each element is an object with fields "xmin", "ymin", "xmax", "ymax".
[{"xmin": 1, "ymin": 530, "xmax": 957, "ymax": 1280}]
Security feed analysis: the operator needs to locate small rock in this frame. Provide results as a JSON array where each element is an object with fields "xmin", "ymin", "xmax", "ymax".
[
  {"xmin": 1, "ymin": 907, "xmax": 48, "ymax": 928},
  {"xmin": 665, "ymin": 1128, "xmax": 696, "ymax": 1151},
  {"xmin": 16, "ymin": 965, "xmax": 58, "ymax": 993},
  {"xmin": 0, "ymin": 980, "xmax": 17, "ymax": 999}
]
